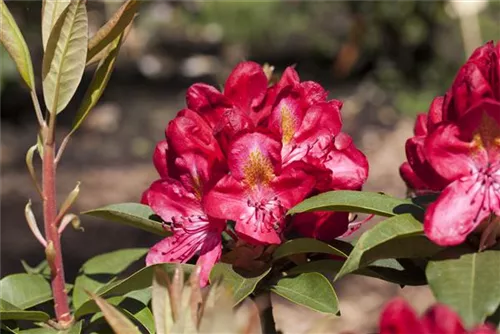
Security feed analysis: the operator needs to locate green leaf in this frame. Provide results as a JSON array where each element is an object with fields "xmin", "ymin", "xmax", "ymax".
[
  {"xmin": 90, "ymin": 292, "xmax": 141, "ymax": 334},
  {"xmin": 20, "ymin": 260, "xmax": 50, "ymax": 277},
  {"xmin": 271, "ymin": 273, "xmax": 338, "ymax": 314},
  {"xmin": 72, "ymin": 248, "xmax": 148, "ymax": 310},
  {"xmin": 288, "ymin": 190, "xmax": 423, "ymax": 218},
  {"xmin": 0, "ymin": 0, "xmax": 35, "ymax": 89},
  {"xmin": 273, "ymin": 238, "xmax": 348, "ymax": 262},
  {"xmin": 72, "ymin": 31, "xmax": 124, "ymax": 134},
  {"xmin": 42, "ymin": 0, "xmax": 88, "ymax": 114},
  {"xmin": 41, "ymin": 0, "xmax": 70, "ymax": 51},
  {"xmin": 74, "ymin": 264, "xmax": 194, "ymax": 319},
  {"xmin": 426, "ymin": 250, "xmax": 500, "ymax": 327},
  {"xmin": 0, "ymin": 299, "xmax": 50, "ymax": 321},
  {"xmin": 335, "ymin": 214, "xmax": 441, "ymax": 281},
  {"xmin": 83, "ymin": 203, "xmax": 171, "ymax": 236},
  {"xmin": 209, "ymin": 263, "xmax": 271, "ymax": 305},
  {"xmin": 87, "ymin": 0, "xmax": 138, "ymax": 65},
  {"xmin": 0, "ymin": 274, "xmax": 52, "ymax": 309}
]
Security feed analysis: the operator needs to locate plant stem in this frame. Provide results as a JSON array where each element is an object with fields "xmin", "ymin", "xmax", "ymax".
[{"xmin": 42, "ymin": 115, "xmax": 72, "ymax": 326}]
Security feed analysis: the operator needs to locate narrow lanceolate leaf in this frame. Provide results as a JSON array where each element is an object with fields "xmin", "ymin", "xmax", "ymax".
[
  {"xmin": 288, "ymin": 190, "xmax": 424, "ymax": 218},
  {"xmin": 42, "ymin": 0, "xmax": 88, "ymax": 114},
  {"xmin": 0, "ymin": 0, "xmax": 35, "ymax": 89},
  {"xmin": 87, "ymin": 0, "xmax": 138, "ymax": 65},
  {"xmin": 427, "ymin": 251, "xmax": 500, "ymax": 327},
  {"xmin": 335, "ymin": 214, "xmax": 441, "ymax": 281},
  {"xmin": 72, "ymin": 31, "xmax": 124, "ymax": 134},
  {"xmin": 89, "ymin": 292, "xmax": 141, "ymax": 334},
  {"xmin": 271, "ymin": 273, "xmax": 339, "ymax": 314},
  {"xmin": 83, "ymin": 203, "xmax": 171, "ymax": 237},
  {"xmin": 25, "ymin": 145, "xmax": 43, "ymax": 196},
  {"xmin": 41, "ymin": 0, "xmax": 70, "ymax": 50}
]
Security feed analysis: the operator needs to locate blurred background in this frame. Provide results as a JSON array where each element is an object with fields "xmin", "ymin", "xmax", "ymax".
[{"xmin": 1, "ymin": 1, "xmax": 499, "ymax": 332}]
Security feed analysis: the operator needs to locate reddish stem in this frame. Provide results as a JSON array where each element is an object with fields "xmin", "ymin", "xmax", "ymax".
[{"xmin": 42, "ymin": 135, "xmax": 72, "ymax": 325}]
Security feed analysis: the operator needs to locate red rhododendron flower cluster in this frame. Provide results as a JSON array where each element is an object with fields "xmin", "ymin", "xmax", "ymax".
[
  {"xmin": 142, "ymin": 61, "xmax": 368, "ymax": 285},
  {"xmin": 379, "ymin": 298, "xmax": 496, "ymax": 334},
  {"xmin": 400, "ymin": 41, "xmax": 500, "ymax": 248}
]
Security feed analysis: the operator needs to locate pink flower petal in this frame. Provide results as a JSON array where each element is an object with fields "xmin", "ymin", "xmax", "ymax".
[
  {"xmin": 424, "ymin": 176, "xmax": 491, "ymax": 246},
  {"xmin": 186, "ymin": 83, "xmax": 232, "ymax": 129},
  {"xmin": 153, "ymin": 140, "xmax": 169, "ymax": 179},
  {"xmin": 421, "ymin": 304, "xmax": 466, "ymax": 334},
  {"xmin": 379, "ymin": 298, "xmax": 426, "ymax": 334}
]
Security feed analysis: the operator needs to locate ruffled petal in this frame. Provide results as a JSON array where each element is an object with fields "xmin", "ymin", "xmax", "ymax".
[
  {"xmin": 379, "ymin": 298, "xmax": 426, "ymax": 334},
  {"xmin": 413, "ymin": 113, "xmax": 428, "ymax": 136},
  {"xmin": 153, "ymin": 140, "xmax": 169, "ymax": 179},
  {"xmin": 399, "ymin": 162, "xmax": 431, "ymax": 191},
  {"xmin": 224, "ymin": 61, "xmax": 268, "ymax": 114},
  {"xmin": 425, "ymin": 123, "xmax": 481, "ymax": 182},
  {"xmin": 186, "ymin": 83, "xmax": 232, "ymax": 129},
  {"xmin": 468, "ymin": 324, "xmax": 498, "ymax": 334},
  {"xmin": 300, "ymin": 81, "xmax": 328, "ymax": 106},
  {"xmin": 144, "ymin": 179, "xmax": 202, "ymax": 223},
  {"xmin": 421, "ymin": 304, "xmax": 466, "ymax": 334},
  {"xmin": 291, "ymin": 211, "xmax": 350, "ymax": 242},
  {"xmin": 294, "ymin": 101, "xmax": 342, "ymax": 146},
  {"xmin": 427, "ymin": 96, "xmax": 444, "ymax": 132},
  {"xmin": 146, "ymin": 233, "xmax": 201, "ymax": 265},
  {"xmin": 424, "ymin": 176, "xmax": 491, "ymax": 246}
]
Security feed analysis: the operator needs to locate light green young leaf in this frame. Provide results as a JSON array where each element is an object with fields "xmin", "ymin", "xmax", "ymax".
[
  {"xmin": 0, "ymin": 274, "xmax": 52, "ymax": 309},
  {"xmin": 89, "ymin": 292, "xmax": 141, "ymax": 334},
  {"xmin": 72, "ymin": 248, "xmax": 148, "ymax": 310},
  {"xmin": 209, "ymin": 263, "xmax": 271, "ymax": 305},
  {"xmin": 0, "ymin": 0, "xmax": 35, "ymax": 89},
  {"xmin": 288, "ymin": 190, "xmax": 423, "ymax": 218},
  {"xmin": 42, "ymin": 0, "xmax": 88, "ymax": 114},
  {"xmin": 87, "ymin": 0, "xmax": 139, "ymax": 65},
  {"xmin": 335, "ymin": 214, "xmax": 441, "ymax": 281},
  {"xmin": 271, "ymin": 273, "xmax": 339, "ymax": 314},
  {"xmin": 41, "ymin": 0, "xmax": 70, "ymax": 50},
  {"xmin": 83, "ymin": 203, "xmax": 170, "ymax": 236},
  {"xmin": 427, "ymin": 250, "xmax": 500, "ymax": 327},
  {"xmin": 74, "ymin": 264, "xmax": 194, "ymax": 319},
  {"xmin": 0, "ymin": 299, "xmax": 50, "ymax": 321},
  {"xmin": 72, "ymin": 31, "xmax": 124, "ymax": 134}
]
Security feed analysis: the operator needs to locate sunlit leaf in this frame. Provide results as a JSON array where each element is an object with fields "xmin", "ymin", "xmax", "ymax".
[
  {"xmin": 335, "ymin": 214, "xmax": 441, "ymax": 281},
  {"xmin": 288, "ymin": 190, "xmax": 423, "ymax": 218},
  {"xmin": 41, "ymin": 0, "xmax": 70, "ymax": 50},
  {"xmin": 83, "ymin": 203, "xmax": 170, "ymax": 236},
  {"xmin": 427, "ymin": 251, "xmax": 500, "ymax": 327},
  {"xmin": 72, "ymin": 31, "xmax": 124, "ymax": 134},
  {"xmin": 271, "ymin": 273, "xmax": 339, "ymax": 314},
  {"xmin": 42, "ymin": 0, "xmax": 88, "ymax": 114},
  {"xmin": 209, "ymin": 263, "xmax": 271, "ymax": 305},
  {"xmin": 89, "ymin": 292, "xmax": 141, "ymax": 334},
  {"xmin": 72, "ymin": 248, "xmax": 148, "ymax": 310},
  {"xmin": 0, "ymin": 0, "xmax": 35, "ymax": 89},
  {"xmin": 87, "ymin": 0, "xmax": 138, "ymax": 65},
  {"xmin": 0, "ymin": 274, "xmax": 51, "ymax": 309}
]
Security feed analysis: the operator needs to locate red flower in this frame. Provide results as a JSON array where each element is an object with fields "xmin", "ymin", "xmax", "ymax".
[
  {"xmin": 425, "ymin": 101, "xmax": 500, "ymax": 246},
  {"xmin": 379, "ymin": 298, "xmax": 496, "ymax": 334},
  {"xmin": 204, "ymin": 132, "xmax": 315, "ymax": 244}
]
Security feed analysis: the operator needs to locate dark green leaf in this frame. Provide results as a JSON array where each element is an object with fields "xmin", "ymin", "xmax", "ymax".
[
  {"xmin": 426, "ymin": 250, "xmax": 500, "ymax": 327},
  {"xmin": 42, "ymin": 0, "xmax": 88, "ymax": 114},
  {"xmin": 83, "ymin": 203, "xmax": 170, "ymax": 236},
  {"xmin": 0, "ymin": 274, "xmax": 51, "ymax": 309},
  {"xmin": 288, "ymin": 190, "xmax": 423, "ymax": 218},
  {"xmin": 271, "ymin": 273, "xmax": 338, "ymax": 314},
  {"xmin": 74, "ymin": 264, "xmax": 193, "ymax": 319},
  {"xmin": 335, "ymin": 214, "xmax": 441, "ymax": 281},
  {"xmin": 0, "ymin": 299, "xmax": 50, "ymax": 321},
  {"xmin": 273, "ymin": 238, "xmax": 348, "ymax": 262},
  {"xmin": 87, "ymin": 0, "xmax": 138, "ymax": 65},
  {"xmin": 209, "ymin": 263, "xmax": 271, "ymax": 305},
  {"xmin": 72, "ymin": 248, "xmax": 148, "ymax": 310},
  {"xmin": 73, "ymin": 29, "xmax": 124, "ymax": 134},
  {"xmin": 0, "ymin": 0, "xmax": 35, "ymax": 89}
]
